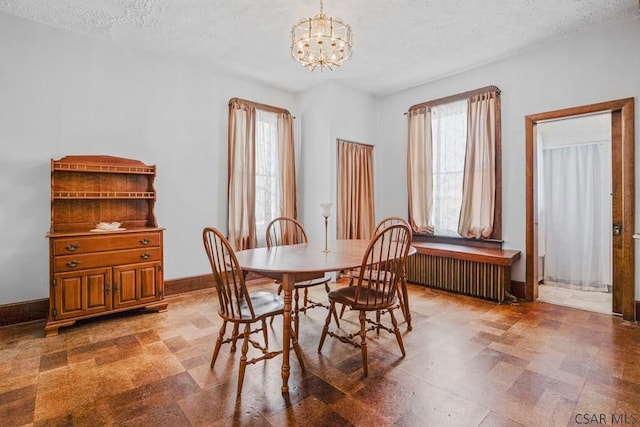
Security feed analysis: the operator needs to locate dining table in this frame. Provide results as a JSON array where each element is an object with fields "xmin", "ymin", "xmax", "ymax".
[
  {"xmin": 234, "ymin": 239, "xmax": 371, "ymax": 393},
  {"xmin": 234, "ymin": 238, "xmax": 415, "ymax": 394}
]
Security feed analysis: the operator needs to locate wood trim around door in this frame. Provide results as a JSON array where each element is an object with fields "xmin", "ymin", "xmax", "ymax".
[{"xmin": 524, "ymin": 98, "xmax": 635, "ymax": 320}]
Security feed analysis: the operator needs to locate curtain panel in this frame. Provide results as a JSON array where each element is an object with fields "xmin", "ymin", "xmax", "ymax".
[
  {"xmin": 458, "ymin": 92, "xmax": 497, "ymax": 238},
  {"xmin": 228, "ymin": 100, "xmax": 257, "ymax": 250},
  {"xmin": 277, "ymin": 113, "xmax": 297, "ymax": 220},
  {"xmin": 407, "ymin": 107, "xmax": 434, "ymax": 234},
  {"xmin": 227, "ymin": 98, "xmax": 297, "ymax": 250},
  {"xmin": 337, "ymin": 140, "xmax": 375, "ymax": 239}
]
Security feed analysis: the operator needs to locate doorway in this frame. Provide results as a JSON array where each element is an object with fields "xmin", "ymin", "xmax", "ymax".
[
  {"xmin": 525, "ymin": 98, "xmax": 635, "ymax": 320},
  {"xmin": 536, "ymin": 113, "xmax": 612, "ymax": 314}
]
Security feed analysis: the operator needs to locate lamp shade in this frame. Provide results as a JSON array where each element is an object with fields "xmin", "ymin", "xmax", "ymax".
[{"xmin": 320, "ymin": 203, "xmax": 333, "ymax": 218}]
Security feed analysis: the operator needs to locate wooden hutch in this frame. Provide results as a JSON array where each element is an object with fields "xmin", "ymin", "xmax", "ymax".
[{"xmin": 45, "ymin": 155, "xmax": 167, "ymax": 336}]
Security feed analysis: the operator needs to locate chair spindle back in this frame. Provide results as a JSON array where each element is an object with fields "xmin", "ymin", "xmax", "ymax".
[
  {"xmin": 265, "ymin": 217, "xmax": 308, "ymax": 248},
  {"xmin": 202, "ymin": 227, "xmax": 255, "ymax": 319},
  {"xmin": 374, "ymin": 216, "xmax": 410, "ymax": 235},
  {"xmin": 356, "ymin": 223, "xmax": 412, "ymax": 308}
]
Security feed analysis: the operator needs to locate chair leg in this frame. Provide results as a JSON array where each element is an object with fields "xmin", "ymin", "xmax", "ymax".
[
  {"xmin": 376, "ymin": 310, "xmax": 381, "ymax": 336},
  {"xmin": 389, "ymin": 308, "xmax": 406, "ymax": 357},
  {"xmin": 291, "ymin": 323, "xmax": 306, "ymax": 371},
  {"xmin": 270, "ymin": 282, "xmax": 284, "ymax": 326},
  {"xmin": 324, "ymin": 283, "xmax": 340, "ymax": 328},
  {"xmin": 338, "ymin": 304, "xmax": 347, "ymax": 319},
  {"xmin": 261, "ymin": 319, "xmax": 268, "ymax": 349},
  {"xmin": 318, "ymin": 302, "xmax": 335, "ymax": 353},
  {"xmin": 211, "ymin": 320, "xmax": 227, "ymax": 368},
  {"xmin": 338, "ymin": 276, "xmax": 355, "ymax": 319},
  {"xmin": 400, "ymin": 273, "xmax": 412, "ymax": 331},
  {"xmin": 333, "ymin": 308, "xmax": 341, "ymax": 328},
  {"xmin": 303, "ymin": 288, "xmax": 309, "ymax": 308},
  {"xmin": 293, "ymin": 288, "xmax": 300, "ymax": 341},
  {"xmin": 230, "ymin": 323, "xmax": 239, "ymax": 352},
  {"xmin": 359, "ymin": 310, "xmax": 369, "ymax": 377},
  {"xmin": 237, "ymin": 323, "xmax": 251, "ymax": 396},
  {"xmin": 396, "ymin": 287, "xmax": 406, "ymax": 317}
]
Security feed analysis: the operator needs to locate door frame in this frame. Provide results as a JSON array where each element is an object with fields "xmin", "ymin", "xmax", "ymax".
[{"xmin": 525, "ymin": 98, "xmax": 635, "ymax": 320}]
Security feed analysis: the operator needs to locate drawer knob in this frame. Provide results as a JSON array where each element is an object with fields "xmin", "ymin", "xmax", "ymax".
[
  {"xmin": 141, "ymin": 253, "xmax": 151, "ymax": 260},
  {"xmin": 66, "ymin": 244, "xmax": 79, "ymax": 252},
  {"xmin": 140, "ymin": 239, "xmax": 150, "ymax": 245},
  {"xmin": 66, "ymin": 260, "xmax": 81, "ymax": 268}
]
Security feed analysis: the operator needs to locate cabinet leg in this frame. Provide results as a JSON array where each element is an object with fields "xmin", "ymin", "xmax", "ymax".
[
  {"xmin": 44, "ymin": 320, "xmax": 76, "ymax": 337},
  {"xmin": 145, "ymin": 301, "xmax": 168, "ymax": 312}
]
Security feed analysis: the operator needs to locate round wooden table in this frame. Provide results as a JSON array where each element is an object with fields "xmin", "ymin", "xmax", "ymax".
[
  {"xmin": 235, "ymin": 239, "xmax": 414, "ymax": 393},
  {"xmin": 234, "ymin": 239, "xmax": 369, "ymax": 393}
]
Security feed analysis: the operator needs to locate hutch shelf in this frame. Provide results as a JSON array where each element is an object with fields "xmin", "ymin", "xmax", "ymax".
[{"xmin": 45, "ymin": 155, "xmax": 167, "ymax": 337}]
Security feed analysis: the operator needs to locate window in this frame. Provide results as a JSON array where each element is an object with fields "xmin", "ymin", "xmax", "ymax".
[
  {"xmin": 407, "ymin": 86, "xmax": 502, "ymax": 243},
  {"xmin": 227, "ymin": 98, "xmax": 297, "ymax": 250},
  {"xmin": 255, "ymin": 109, "xmax": 279, "ymax": 245}
]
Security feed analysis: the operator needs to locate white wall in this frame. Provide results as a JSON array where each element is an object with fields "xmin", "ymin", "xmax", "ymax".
[
  {"xmin": 0, "ymin": 13, "xmax": 297, "ymax": 304},
  {"xmin": 296, "ymin": 82, "xmax": 377, "ymax": 242},
  {"xmin": 376, "ymin": 18, "xmax": 640, "ymax": 293}
]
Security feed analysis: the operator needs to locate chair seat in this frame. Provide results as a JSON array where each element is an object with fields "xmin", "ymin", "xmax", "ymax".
[
  {"xmin": 222, "ymin": 291, "xmax": 284, "ymax": 322},
  {"xmin": 328, "ymin": 286, "xmax": 396, "ymax": 311}
]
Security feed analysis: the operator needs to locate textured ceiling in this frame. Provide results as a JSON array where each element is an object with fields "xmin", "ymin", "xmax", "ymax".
[{"xmin": 1, "ymin": 0, "xmax": 638, "ymax": 95}]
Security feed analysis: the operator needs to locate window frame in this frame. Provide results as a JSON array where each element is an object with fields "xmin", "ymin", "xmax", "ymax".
[{"xmin": 408, "ymin": 85, "xmax": 502, "ymax": 248}]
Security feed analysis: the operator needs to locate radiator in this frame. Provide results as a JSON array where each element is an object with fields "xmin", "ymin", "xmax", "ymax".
[{"xmin": 406, "ymin": 253, "xmax": 509, "ymax": 302}]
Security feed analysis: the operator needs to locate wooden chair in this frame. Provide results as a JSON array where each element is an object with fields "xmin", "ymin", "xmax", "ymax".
[
  {"xmin": 202, "ymin": 227, "xmax": 304, "ymax": 396},
  {"xmin": 318, "ymin": 223, "xmax": 412, "ymax": 376},
  {"xmin": 340, "ymin": 216, "xmax": 413, "ymax": 330},
  {"xmin": 266, "ymin": 216, "xmax": 339, "ymax": 339}
]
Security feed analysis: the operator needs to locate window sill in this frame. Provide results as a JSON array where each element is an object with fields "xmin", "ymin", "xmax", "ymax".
[{"xmin": 411, "ymin": 233, "xmax": 503, "ymax": 250}]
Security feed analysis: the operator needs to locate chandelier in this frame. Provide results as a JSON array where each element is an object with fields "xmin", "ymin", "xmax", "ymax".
[{"xmin": 290, "ymin": 0, "xmax": 353, "ymax": 71}]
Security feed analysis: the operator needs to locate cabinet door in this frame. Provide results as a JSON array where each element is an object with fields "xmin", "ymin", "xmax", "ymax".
[
  {"xmin": 113, "ymin": 261, "xmax": 161, "ymax": 309},
  {"xmin": 53, "ymin": 268, "xmax": 112, "ymax": 320}
]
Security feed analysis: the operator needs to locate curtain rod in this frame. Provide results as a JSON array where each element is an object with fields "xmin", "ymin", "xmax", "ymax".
[
  {"xmin": 337, "ymin": 139, "xmax": 374, "ymax": 148},
  {"xmin": 404, "ymin": 85, "xmax": 501, "ymax": 115},
  {"xmin": 229, "ymin": 97, "xmax": 295, "ymax": 118}
]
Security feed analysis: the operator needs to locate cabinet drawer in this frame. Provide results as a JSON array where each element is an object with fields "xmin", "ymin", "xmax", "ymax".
[
  {"xmin": 54, "ymin": 248, "xmax": 162, "ymax": 272},
  {"xmin": 54, "ymin": 232, "xmax": 161, "ymax": 255}
]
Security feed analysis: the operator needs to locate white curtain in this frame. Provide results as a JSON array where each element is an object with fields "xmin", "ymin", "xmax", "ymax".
[
  {"xmin": 254, "ymin": 109, "xmax": 280, "ymax": 247},
  {"xmin": 431, "ymin": 99, "xmax": 467, "ymax": 236},
  {"xmin": 541, "ymin": 142, "xmax": 611, "ymax": 291}
]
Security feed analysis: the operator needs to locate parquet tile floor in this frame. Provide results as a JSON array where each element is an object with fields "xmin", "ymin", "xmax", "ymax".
[{"xmin": 1, "ymin": 279, "xmax": 639, "ymax": 426}]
